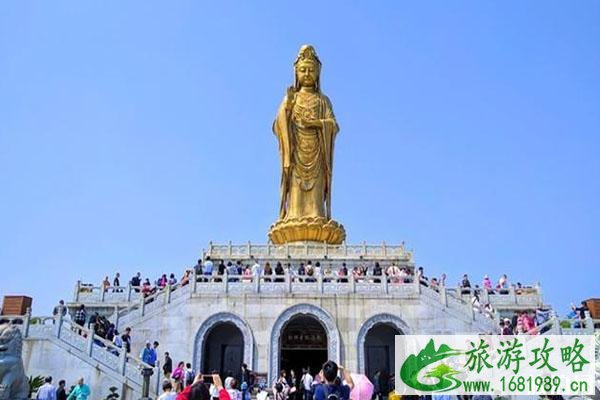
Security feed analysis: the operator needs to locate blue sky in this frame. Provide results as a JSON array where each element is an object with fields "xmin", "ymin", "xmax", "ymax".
[{"xmin": 1, "ymin": 2, "xmax": 598, "ymax": 315}]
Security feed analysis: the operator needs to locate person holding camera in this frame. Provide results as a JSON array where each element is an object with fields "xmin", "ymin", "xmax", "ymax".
[
  {"xmin": 176, "ymin": 373, "xmax": 231, "ymax": 400},
  {"xmin": 313, "ymin": 361, "xmax": 354, "ymax": 400}
]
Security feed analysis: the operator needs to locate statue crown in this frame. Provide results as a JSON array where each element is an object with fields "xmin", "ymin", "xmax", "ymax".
[{"xmin": 294, "ymin": 45, "xmax": 321, "ymax": 67}]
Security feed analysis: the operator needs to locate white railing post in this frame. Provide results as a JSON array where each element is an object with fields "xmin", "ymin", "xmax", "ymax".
[
  {"xmin": 318, "ymin": 273, "xmax": 323, "ymax": 294},
  {"xmin": 127, "ymin": 284, "xmax": 133, "ymax": 302},
  {"xmin": 87, "ymin": 324, "xmax": 95, "ymax": 357},
  {"xmin": 535, "ymin": 282, "xmax": 543, "ymax": 306},
  {"xmin": 350, "ymin": 274, "xmax": 356, "ymax": 294},
  {"xmin": 155, "ymin": 360, "xmax": 161, "ymax": 395},
  {"xmin": 468, "ymin": 303, "xmax": 475, "ymax": 320},
  {"xmin": 440, "ymin": 286, "xmax": 448, "ymax": 307},
  {"xmin": 75, "ymin": 280, "xmax": 81, "ymax": 302},
  {"xmin": 414, "ymin": 277, "xmax": 421, "ymax": 294},
  {"xmin": 382, "ymin": 273, "xmax": 388, "ymax": 294},
  {"xmin": 140, "ymin": 297, "xmax": 146, "ymax": 317},
  {"xmin": 192, "ymin": 267, "xmax": 198, "ymax": 294},
  {"xmin": 120, "ymin": 347, "xmax": 127, "ymax": 375},
  {"xmin": 509, "ymin": 285, "xmax": 516, "ymax": 304},
  {"xmin": 285, "ymin": 270, "xmax": 291, "ymax": 293},
  {"xmin": 101, "ymin": 284, "xmax": 106, "ymax": 302},
  {"xmin": 165, "ymin": 284, "xmax": 172, "ymax": 305},
  {"xmin": 23, "ymin": 308, "xmax": 31, "ymax": 338},
  {"xmin": 223, "ymin": 270, "xmax": 229, "ymax": 293}
]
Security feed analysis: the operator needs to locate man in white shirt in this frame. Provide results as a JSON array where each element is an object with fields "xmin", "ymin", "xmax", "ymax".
[
  {"xmin": 251, "ymin": 257, "xmax": 262, "ymax": 277},
  {"xmin": 302, "ymin": 368, "xmax": 313, "ymax": 400},
  {"xmin": 158, "ymin": 380, "xmax": 177, "ymax": 400},
  {"xmin": 36, "ymin": 376, "xmax": 56, "ymax": 400}
]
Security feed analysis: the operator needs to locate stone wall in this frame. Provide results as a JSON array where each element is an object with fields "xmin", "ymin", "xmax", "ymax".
[
  {"xmin": 126, "ymin": 292, "xmax": 495, "ymax": 382},
  {"xmin": 22, "ymin": 338, "xmax": 137, "ymax": 400}
]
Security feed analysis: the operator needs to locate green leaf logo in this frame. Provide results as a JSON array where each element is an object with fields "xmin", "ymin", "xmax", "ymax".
[{"xmin": 400, "ymin": 339, "xmax": 464, "ymax": 392}]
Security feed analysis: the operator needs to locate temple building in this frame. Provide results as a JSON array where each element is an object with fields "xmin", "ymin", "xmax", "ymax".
[{"xmin": 5, "ymin": 45, "xmax": 589, "ymax": 400}]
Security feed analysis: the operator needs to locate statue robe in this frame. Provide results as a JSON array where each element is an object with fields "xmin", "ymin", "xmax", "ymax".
[{"xmin": 273, "ymin": 91, "xmax": 339, "ymax": 221}]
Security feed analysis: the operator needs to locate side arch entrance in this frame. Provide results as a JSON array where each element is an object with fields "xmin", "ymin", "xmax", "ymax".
[
  {"xmin": 193, "ymin": 312, "xmax": 254, "ymax": 380},
  {"xmin": 357, "ymin": 314, "xmax": 409, "ymax": 393}
]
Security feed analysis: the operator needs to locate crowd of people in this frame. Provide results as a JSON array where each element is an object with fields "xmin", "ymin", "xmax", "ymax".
[
  {"xmin": 34, "ymin": 376, "xmax": 90, "ymax": 400},
  {"xmin": 93, "ymin": 256, "xmax": 537, "ymax": 305},
  {"xmin": 152, "ymin": 360, "xmax": 356, "ymax": 400},
  {"xmin": 498, "ymin": 308, "xmax": 554, "ymax": 335}
]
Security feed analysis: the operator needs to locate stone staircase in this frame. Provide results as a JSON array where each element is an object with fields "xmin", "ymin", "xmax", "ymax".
[{"xmin": 4, "ymin": 315, "xmax": 162, "ymax": 398}]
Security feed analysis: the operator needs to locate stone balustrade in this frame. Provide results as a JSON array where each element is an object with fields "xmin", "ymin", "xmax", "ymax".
[
  {"xmin": 1, "ymin": 312, "xmax": 162, "ymax": 396},
  {"xmin": 99, "ymin": 271, "xmax": 501, "ymax": 333},
  {"xmin": 204, "ymin": 241, "xmax": 413, "ymax": 261},
  {"xmin": 73, "ymin": 272, "xmax": 543, "ymax": 314}
]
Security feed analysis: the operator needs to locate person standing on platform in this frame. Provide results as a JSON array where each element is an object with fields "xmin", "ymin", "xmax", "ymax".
[
  {"xmin": 56, "ymin": 380, "xmax": 67, "ymax": 400},
  {"xmin": 66, "ymin": 378, "xmax": 90, "ymax": 400},
  {"xmin": 301, "ymin": 368, "xmax": 313, "ymax": 400},
  {"xmin": 121, "ymin": 327, "xmax": 132, "ymax": 353},
  {"xmin": 204, "ymin": 257, "xmax": 214, "ymax": 278},
  {"xmin": 163, "ymin": 351, "xmax": 173, "ymax": 379},
  {"xmin": 36, "ymin": 376, "xmax": 56, "ymax": 400}
]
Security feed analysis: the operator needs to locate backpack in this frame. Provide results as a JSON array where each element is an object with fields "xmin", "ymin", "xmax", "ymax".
[
  {"xmin": 185, "ymin": 369, "xmax": 195, "ymax": 385},
  {"xmin": 320, "ymin": 384, "xmax": 341, "ymax": 400}
]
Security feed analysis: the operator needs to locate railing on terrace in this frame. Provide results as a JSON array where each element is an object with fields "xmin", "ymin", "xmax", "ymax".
[
  {"xmin": 204, "ymin": 241, "xmax": 413, "ymax": 261},
  {"xmin": 74, "ymin": 282, "xmax": 141, "ymax": 304},
  {"xmin": 453, "ymin": 285, "xmax": 543, "ymax": 308},
  {"xmin": 1, "ymin": 312, "xmax": 162, "ymax": 396},
  {"xmin": 106, "ymin": 271, "xmax": 499, "ymax": 333},
  {"xmin": 75, "ymin": 272, "xmax": 542, "ymax": 315}
]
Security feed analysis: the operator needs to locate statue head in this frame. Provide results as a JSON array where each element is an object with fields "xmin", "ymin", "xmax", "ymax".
[
  {"xmin": 0, "ymin": 324, "xmax": 23, "ymax": 357},
  {"xmin": 294, "ymin": 45, "xmax": 321, "ymax": 92}
]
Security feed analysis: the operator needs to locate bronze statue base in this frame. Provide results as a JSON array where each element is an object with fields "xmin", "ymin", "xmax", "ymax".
[{"xmin": 268, "ymin": 216, "xmax": 346, "ymax": 245}]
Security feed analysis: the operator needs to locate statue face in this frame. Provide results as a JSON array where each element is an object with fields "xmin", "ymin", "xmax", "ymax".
[{"xmin": 296, "ymin": 61, "xmax": 318, "ymax": 88}]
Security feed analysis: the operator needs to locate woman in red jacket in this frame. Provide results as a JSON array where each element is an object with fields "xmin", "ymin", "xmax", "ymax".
[{"xmin": 177, "ymin": 374, "xmax": 231, "ymax": 400}]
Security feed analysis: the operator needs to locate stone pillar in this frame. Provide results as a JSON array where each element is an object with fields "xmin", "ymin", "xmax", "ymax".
[
  {"xmin": 165, "ymin": 284, "xmax": 172, "ymax": 305},
  {"xmin": 74, "ymin": 280, "xmax": 81, "ymax": 302},
  {"xmin": 192, "ymin": 267, "xmax": 198, "ymax": 294},
  {"xmin": 23, "ymin": 308, "xmax": 31, "ymax": 339},
  {"xmin": 87, "ymin": 323, "xmax": 95, "ymax": 357},
  {"xmin": 285, "ymin": 270, "xmax": 291, "ymax": 293}
]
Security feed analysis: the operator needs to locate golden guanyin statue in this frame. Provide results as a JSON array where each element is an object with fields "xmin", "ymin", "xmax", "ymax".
[{"xmin": 268, "ymin": 45, "xmax": 346, "ymax": 244}]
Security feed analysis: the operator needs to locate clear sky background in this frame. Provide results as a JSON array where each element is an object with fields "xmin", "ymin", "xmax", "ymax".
[{"xmin": 1, "ymin": 2, "xmax": 598, "ymax": 315}]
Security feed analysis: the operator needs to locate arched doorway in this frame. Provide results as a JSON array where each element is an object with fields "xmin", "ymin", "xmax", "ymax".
[
  {"xmin": 202, "ymin": 321, "xmax": 244, "ymax": 380},
  {"xmin": 280, "ymin": 315, "xmax": 328, "ymax": 376},
  {"xmin": 193, "ymin": 312, "xmax": 255, "ymax": 379},
  {"xmin": 363, "ymin": 323, "xmax": 400, "ymax": 384},
  {"xmin": 269, "ymin": 304, "xmax": 341, "ymax": 383},
  {"xmin": 357, "ymin": 313, "xmax": 409, "ymax": 395}
]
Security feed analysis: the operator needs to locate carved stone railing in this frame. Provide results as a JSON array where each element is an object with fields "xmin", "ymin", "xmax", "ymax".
[
  {"xmin": 112, "ymin": 269, "xmax": 499, "ymax": 332},
  {"xmin": 204, "ymin": 241, "xmax": 413, "ymax": 261},
  {"xmin": 73, "ymin": 281, "xmax": 141, "ymax": 304},
  {"xmin": 455, "ymin": 285, "xmax": 543, "ymax": 310},
  {"xmin": 1, "ymin": 313, "xmax": 161, "ymax": 396}
]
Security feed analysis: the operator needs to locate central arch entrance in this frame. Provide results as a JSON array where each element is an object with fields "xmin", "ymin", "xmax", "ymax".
[
  {"xmin": 280, "ymin": 315, "xmax": 328, "ymax": 376},
  {"xmin": 269, "ymin": 304, "xmax": 341, "ymax": 383}
]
